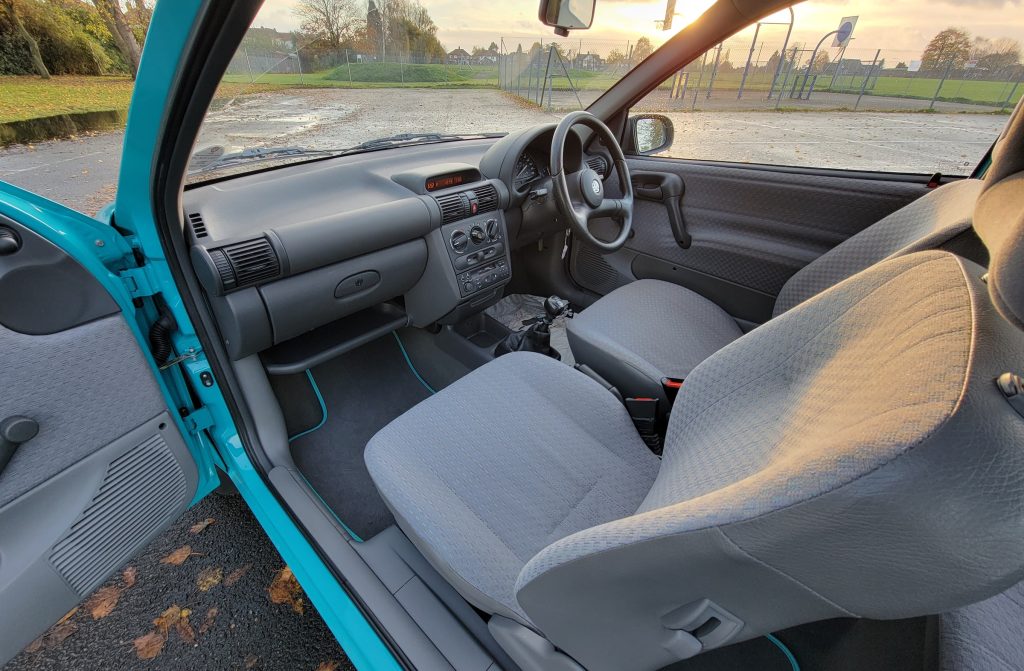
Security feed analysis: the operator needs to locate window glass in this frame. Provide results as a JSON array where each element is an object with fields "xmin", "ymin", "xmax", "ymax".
[
  {"xmin": 189, "ymin": 0, "xmax": 708, "ymax": 182},
  {"xmin": 631, "ymin": 1, "xmax": 1024, "ymax": 174}
]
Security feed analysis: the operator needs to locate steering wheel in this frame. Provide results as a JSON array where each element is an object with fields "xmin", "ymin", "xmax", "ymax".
[{"xmin": 550, "ymin": 111, "xmax": 633, "ymax": 253}]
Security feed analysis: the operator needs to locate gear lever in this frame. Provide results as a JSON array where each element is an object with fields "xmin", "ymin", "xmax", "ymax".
[{"xmin": 495, "ymin": 295, "xmax": 572, "ymax": 359}]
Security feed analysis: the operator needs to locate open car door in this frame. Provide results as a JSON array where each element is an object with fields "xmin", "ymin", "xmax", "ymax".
[{"xmin": 0, "ymin": 183, "xmax": 222, "ymax": 663}]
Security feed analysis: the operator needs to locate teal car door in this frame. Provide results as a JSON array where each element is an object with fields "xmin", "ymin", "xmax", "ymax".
[
  {"xmin": 0, "ymin": 3, "xmax": 401, "ymax": 668},
  {"xmin": 0, "ymin": 182, "xmax": 221, "ymax": 663}
]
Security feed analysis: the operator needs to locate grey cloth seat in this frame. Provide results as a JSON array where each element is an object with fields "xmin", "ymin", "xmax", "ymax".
[
  {"xmin": 568, "ymin": 178, "xmax": 984, "ymax": 401},
  {"xmin": 364, "ymin": 351, "xmax": 662, "ymax": 625},
  {"xmin": 366, "ymin": 246, "xmax": 1024, "ymax": 670}
]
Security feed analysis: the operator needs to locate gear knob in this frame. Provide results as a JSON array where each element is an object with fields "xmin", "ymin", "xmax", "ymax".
[{"xmin": 544, "ymin": 295, "xmax": 571, "ymax": 319}]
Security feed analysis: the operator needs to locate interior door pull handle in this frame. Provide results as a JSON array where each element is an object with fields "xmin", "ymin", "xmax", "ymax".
[
  {"xmin": 630, "ymin": 171, "xmax": 691, "ymax": 249},
  {"xmin": 0, "ymin": 416, "xmax": 39, "ymax": 473}
]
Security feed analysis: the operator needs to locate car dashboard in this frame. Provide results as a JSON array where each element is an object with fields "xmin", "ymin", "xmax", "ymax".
[{"xmin": 182, "ymin": 124, "xmax": 602, "ymax": 369}]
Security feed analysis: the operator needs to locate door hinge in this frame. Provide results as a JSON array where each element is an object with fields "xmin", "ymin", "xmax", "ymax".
[
  {"xmin": 119, "ymin": 264, "xmax": 159, "ymax": 298},
  {"xmin": 183, "ymin": 407, "xmax": 215, "ymax": 434}
]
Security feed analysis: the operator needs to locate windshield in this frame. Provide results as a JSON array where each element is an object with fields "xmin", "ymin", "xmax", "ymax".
[{"xmin": 188, "ymin": 0, "xmax": 700, "ymax": 181}]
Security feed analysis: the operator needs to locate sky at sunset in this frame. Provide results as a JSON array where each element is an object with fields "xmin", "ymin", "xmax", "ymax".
[{"xmin": 253, "ymin": 0, "xmax": 1024, "ymax": 62}]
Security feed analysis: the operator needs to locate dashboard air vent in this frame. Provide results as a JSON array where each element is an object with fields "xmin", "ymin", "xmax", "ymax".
[
  {"xmin": 475, "ymin": 184, "xmax": 498, "ymax": 213},
  {"xmin": 436, "ymin": 193, "xmax": 466, "ymax": 224},
  {"xmin": 587, "ymin": 156, "xmax": 609, "ymax": 177},
  {"xmin": 210, "ymin": 237, "xmax": 281, "ymax": 291},
  {"xmin": 187, "ymin": 212, "xmax": 208, "ymax": 238}
]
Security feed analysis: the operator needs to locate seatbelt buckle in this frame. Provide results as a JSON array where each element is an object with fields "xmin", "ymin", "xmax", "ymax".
[
  {"xmin": 625, "ymin": 397, "xmax": 662, "ymax": 453},
  {"xmin": 661, "ymin": 377, "xmax": 684, "ymax": 405}
]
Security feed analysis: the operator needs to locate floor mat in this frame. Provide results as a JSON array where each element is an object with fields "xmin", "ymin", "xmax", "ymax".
[
  {"xmin": 286, "ymin": 334, "xmax": 432, "ymax": 540},
  {"xmin": 486, "ymin": 294, "xmax": 575, "ymax": 364}
]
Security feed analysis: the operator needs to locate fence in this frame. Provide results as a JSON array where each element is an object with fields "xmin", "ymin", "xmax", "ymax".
[
  {"xmin": 497, "ymin": 31, "xmax": 1024, "ymax": 115},
  {"xmin": 220, "ymin": 27, "xmax": 1024, "ymax": 115}
]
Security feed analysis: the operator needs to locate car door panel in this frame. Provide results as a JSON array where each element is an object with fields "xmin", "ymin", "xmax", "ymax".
[
  {"xmin": 0, "ymin": 215, "xmax": 199, "ymax": 663},
  {"xmin": 573, "ymin": 158, "xmax": 932, "ymax": 324}
]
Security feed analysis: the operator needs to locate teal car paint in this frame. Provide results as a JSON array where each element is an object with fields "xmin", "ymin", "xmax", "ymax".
[{"xmin": 0, "ymin": 2, "xmax": 400, "ymax": 669}]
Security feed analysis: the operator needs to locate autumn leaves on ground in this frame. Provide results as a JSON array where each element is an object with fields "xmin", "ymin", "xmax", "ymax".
[{"xmin": 6, "ymin": 495, "xmax": 350, "ymax": 671}]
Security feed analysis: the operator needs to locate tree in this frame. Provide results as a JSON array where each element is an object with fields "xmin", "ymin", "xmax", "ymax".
[
  {"xmin": 633, "ymin": 36, "xmax": 653, "ymax": 62},
  {"xmin": 974, "ymin": 36, "xmax": 1021, "ymax": 73},
  {"xmin": 920, "ymin": 27, "xmax": 971, "ymax": 71},
  {"xmin": 811, "ymin": 50, "xmax": 830, "ymax": 72},
  {"xmin": 0, "ymin": 0, "xmax": 49, "ymax": 77},
  {"xmin": 606, "ymin": 47, "xmax": 626, "ymax": 64},
  {"xmin": 295, "ymin": 0, "xmax": 359, "ymax": 49},
  {"xmin": 93, "ymin": 0, "xmax": 142, "ymax": 77}
]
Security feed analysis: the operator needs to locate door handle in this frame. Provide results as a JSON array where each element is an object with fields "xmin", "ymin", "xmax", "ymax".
[
  {"xmin": 0, "ymin": 416, "xmax": 38, "ymax": 473},
  {"xmin": 630, "ymin": 171, "xmax": 691, "ymax": 249}
]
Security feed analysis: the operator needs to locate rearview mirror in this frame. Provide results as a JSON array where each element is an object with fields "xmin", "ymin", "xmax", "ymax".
[{"xmin": 539, "ymin": 0, "xmax": 595, "ymax": 36}]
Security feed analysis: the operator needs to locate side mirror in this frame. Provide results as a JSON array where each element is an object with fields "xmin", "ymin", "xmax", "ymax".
[
  {"xmin": 538, "ymin": 0, "xmax": 595, "ymax": 37},
  {"xmin": 629, "ymin": 114, "xmax": 674, "ymax": 156}
]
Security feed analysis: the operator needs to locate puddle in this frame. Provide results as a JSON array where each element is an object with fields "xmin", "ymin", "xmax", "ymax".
[{"xmin": 0, "ymin": 109, "xmax": 128, "ymax": 146}]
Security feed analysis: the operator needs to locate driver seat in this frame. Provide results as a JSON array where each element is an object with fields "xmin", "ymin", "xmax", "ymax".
[
  {"xmin": 568, "ymin": 177, "xmax": 984, "ymax": 403},
  {"xmin": 363, "ymin": 143, "xmax": 1024, "ymax": 669}
]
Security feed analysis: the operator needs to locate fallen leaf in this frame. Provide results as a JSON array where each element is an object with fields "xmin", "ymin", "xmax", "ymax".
[
  {"xmin": 198, "ymin": 607, "xmax": 218, "ymax": 635},
  {"xmin": 224, "ymin": 563, "xmax": 252, "ymax": 587},
  {"xmin": 197, "ymin": 566, "xmax": 223, "ymax": 592},
  {"xmin": 244, "ymin": 653, "xmax": 259, "ymax": 668},
  {"xmin": 161, "ymin": 545, "xmax": 195, "ymax": 566},
  {"xmin": 122, "ymin": 566, "xmax": 138, "ymax": 587},
  {"xmin": 48, "ymin": 621, "xmax": 77, "ymax": 646},
  {"xmin": 57, "ymin": 607, "xmax": 78, "ymax": 625},
  {"xmin": 315, "ymin": 662, "xmax": 341, "ymax": 671},
  {"xmin": 85, "ymin": 585, "xmax": 123, "ymax": 620},
  {"xmin": 175, "ymin": 608, "xmax": 196, "ymax": 645},
  {"xmin": 189, "ymin": 518, "xmax": 215, "ymax": 534},
  {"xmin": 268, "ymin": 566, "xmax": 305, "ymax": 614},
  {"xmin": 153, "ymin": 605, "xmax": 183, "ymax": 636},
  {"xmin": 24, "ymin": 637, "xmax": 43, "ymax": 654},
  {"xmin": 133, "ymin": 631, "xmax": 165, "ymax": 660}
]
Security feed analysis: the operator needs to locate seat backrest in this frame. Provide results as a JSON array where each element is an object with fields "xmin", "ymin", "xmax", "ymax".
[
  {"xmin": 772, "ymin": 178, "xmax": 984, "ymax": 316},
  {"xmin": 515, "ymin": 249, "xmax": 1024, "ymax": 671}
]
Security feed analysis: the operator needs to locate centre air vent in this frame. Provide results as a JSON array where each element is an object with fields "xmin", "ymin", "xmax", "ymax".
[
  {"xmin": 436, "ymin": 193, "xmax": 466, "ymax": 224},
  {"xmin": 475, "ymin": 184, "xmax": 498, "ymax": 213},
  {"xmin": 587, "ymin": 156, "xmax": 609, "ymax": 177},
  {"xmin": 434, "ymin": 183, "xmax": 501, "ymax": 225},
  {"xmin": 206, "ymin": 237, "xmax": 281, "ymax": 293}
]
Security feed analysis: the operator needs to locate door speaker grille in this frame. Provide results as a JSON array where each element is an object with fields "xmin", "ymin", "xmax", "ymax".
[
  {"xmin": 50, "ymin": 433, "xmax": 187, "ymax": 596},
  {"xmin": 572, "ymin": 243, "xmax": 622, "ymax": 294}
]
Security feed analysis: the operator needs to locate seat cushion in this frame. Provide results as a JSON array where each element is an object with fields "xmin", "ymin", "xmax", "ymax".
[
  {"xmin": 567, "ymin": 279, "xmax": 743, "ymax": 401},
  {"xmin": 940, "ymin": 581, "xmax": 1024, "ymax": 671},
  {"xmin": 364, "ymin": 352, "xmax": 661, "ymax": 625}
]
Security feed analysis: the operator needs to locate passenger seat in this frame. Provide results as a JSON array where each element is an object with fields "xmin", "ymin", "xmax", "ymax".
[{"xmin": 568, "ymin": 178, "xmax": 985, "ymax": 404}]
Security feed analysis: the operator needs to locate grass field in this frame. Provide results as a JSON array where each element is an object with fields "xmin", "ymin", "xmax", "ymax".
[
  {"xmin": 3, "ymin": 67, "xmax": 1020, "ymax": 127},
  {"xmin": 0, "ymin": 75, "xmax": 135, "ymax": 123}
]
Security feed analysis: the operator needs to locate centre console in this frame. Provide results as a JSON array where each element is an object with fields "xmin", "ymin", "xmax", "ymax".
[{"xmin": 399, "ymin": 167, "xmax": 514, "ymax": 327}]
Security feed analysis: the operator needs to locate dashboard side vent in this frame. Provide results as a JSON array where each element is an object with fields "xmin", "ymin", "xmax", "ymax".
[
  {"xmin": 476, "ymin": 184, "xmax": 499, "ymax": 213},
  {"xmin": 210, "ymin": 237, "xmax": 281, "ymax": 291},
  {"xmin": 187, "ymin": 212, "xmax": 208, "ymax": 238},
  {"xmin": 587, "ymin": 156, "xmax": 609, "ymax": 177},
  {"xmin": 436, "ymin": 193, "xmax": 466, "ymax": 224}
]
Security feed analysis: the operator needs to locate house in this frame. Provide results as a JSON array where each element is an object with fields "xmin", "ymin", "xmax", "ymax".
[
  {"xmin": 448, "ymin": 48, "xmax": 471, "ymax": 65},
  {"xmin": 573, "ymin": 52, "xmax": 604, "ymax": 71},
  {"xmin": 475, "ymin": 48, "xmax": 499, "ymax": 65}
]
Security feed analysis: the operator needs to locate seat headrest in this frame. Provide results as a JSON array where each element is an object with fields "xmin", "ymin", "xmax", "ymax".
[{"xmin": 975, "ymin": 99, "xmax": 1024, "ymax": 330}]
